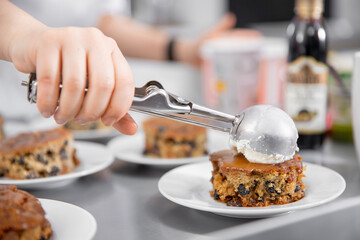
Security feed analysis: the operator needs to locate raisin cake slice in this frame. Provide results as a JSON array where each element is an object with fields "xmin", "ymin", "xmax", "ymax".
[
  {"xmin": 0, "ymin": 127, "xmax": 80, "ymax": 179},
  {"xmin": 142, "ymin": 117, "xmax": 207, "ymax": 158},
  {"xmin": 210, "ymin": 150, "xmax": 305, "ymax": 207},
  {"xmin": 0, "ymin": 185, "xmax": 52, "ymax": 240}
]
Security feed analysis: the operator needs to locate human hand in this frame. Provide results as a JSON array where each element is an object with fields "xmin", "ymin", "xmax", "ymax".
[
  {"xmin": 9, "ymin": 26, "xmax": 137, "ymax": 135},
  {"xmin": 176, "ymin": 13, "xmax": 262, "ymax": 67}
]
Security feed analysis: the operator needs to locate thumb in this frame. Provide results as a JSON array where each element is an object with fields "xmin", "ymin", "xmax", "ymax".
[{"xmin": 207, "ymin": 13, "xmax": 237, "ymax": 36}]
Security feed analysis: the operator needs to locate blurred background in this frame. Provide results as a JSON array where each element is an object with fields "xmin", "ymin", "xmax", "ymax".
[{"xmin": 129, "ymin": 0, "xmax": 358, "ymax": 143}]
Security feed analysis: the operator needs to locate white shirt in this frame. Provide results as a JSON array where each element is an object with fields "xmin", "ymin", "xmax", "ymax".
[{"xmin": 0, "ymin": 0, "xmax": 129, "ymax": 119}]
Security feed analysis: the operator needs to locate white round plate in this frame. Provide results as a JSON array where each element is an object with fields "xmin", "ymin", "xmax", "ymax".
[
  {"xmin": 158, "ymin": 161, "xmax": 346, "ymax": 218},
  {"xmin": 40, "ymin": 199, "xmax": 97, "ymax": 240},
  {"xmin": 70, "ymin": 128, "xmax": 120, "ymax": 140},
  {"xmin": 4, "ymin": 117, "xmax": 120, "ymax": 140},
  {"xmin": 0, "ymin": 141, "xmax": 114, "ymax": 189},
  {"xmin": 107, "ymin": 130, "xmax": 229, "ymax": 167}
]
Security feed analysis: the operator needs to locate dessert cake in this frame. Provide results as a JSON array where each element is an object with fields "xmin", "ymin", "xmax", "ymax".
[
  {"xmin": 142, "ymin": 117, "xmax": 207, "ymax": 158},
  {"xmin": 0, "ymin": 127, "xmax": 80, "ymax": 179},
  {"xmin": 65, "ymin": 119, "xmax": 108, "ymax": 131},
  {"xmin": 210, "ymin": 150, "xmax": 305, "ymax": 207},
  {"xmin": 0, "ymin": 115, "xmax": 4, "ymax": 142},
  {"xmin": 0, "ymin": 185, "xmax": 52, "ymax": 240}
]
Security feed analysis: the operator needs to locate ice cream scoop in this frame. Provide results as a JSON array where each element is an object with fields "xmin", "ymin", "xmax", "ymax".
[{"xmin": 22, "ymin": 74, "xmax": 298, "ymax": 160}]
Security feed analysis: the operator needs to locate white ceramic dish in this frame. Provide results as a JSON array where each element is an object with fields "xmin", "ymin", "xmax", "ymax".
[
  {"xmin": 0, "ymin": 141, "xmax": 114, "ymax": 189},
  {"xmin": 158, "ymin": 161, "xmax": 346, "ymax": 218},
  {"xmin": 40, "ymin": 199, "xmax": 97, "ymax": 240},
  {"xmin": 107, "ymin": 130, "xmax": 229, "ymax": 167},
  {"xmin": 4, "ymin": 117, "xmax": 120, "ymax": 140}
]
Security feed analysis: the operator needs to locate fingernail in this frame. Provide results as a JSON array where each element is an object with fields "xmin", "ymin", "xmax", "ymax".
[
  {"xmin": 102, "ymin": 118, "xmax": 116, "ymax": 126},
  {"xmin": 75, "ymin": 119, "xmax": 86, "ymax": 125},
  {"xmin": 42, "ymin": 111, "xmax": 53, "ymax": 118},
  {"xmin": 56, "ymin": 118, "xmax": 66, "ymax": 125}
]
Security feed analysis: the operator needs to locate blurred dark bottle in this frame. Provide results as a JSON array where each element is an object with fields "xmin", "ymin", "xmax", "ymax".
[{"xmin": 284, "ymin": 0, "xmax": 328, "ymax": 149}]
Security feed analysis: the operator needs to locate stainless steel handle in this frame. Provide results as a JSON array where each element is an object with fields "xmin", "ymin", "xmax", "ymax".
[{"xmin": 22, "ymin": 73, "xmax": 238, "ymax": 132}]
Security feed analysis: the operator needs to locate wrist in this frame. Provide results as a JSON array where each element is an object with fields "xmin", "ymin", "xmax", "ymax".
[{"xmin": 173, "ymin": 39, "xmax": 199, "ymax": 66}]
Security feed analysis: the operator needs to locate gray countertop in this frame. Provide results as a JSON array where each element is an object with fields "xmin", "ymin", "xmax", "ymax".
[{"xmin": 27, "ymin": 137, "xmax": 360, "ymax": 240}]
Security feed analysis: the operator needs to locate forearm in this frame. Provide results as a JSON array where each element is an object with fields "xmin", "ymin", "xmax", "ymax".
[
  {"xmin": 98, "ymin": 14, "xmax": 194, "ymax": 63},
  {"xmin": 0, "ymin": 0, "xmax": 47, "ymax": 62},
  {"xmin": 98, "ymin": 15, "xmax": 170, "ymax": 61}
]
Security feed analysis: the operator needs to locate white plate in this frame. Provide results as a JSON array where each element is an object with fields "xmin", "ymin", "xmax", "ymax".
[
  {"xmin": 0, "ymin": 141, "xmax": 114, "ymax": 189},
  {"xmin": 4, "ymin": 117, "xmax": 120, "ymax": 140},
  {"xmin": 158, "ymin": 161, "xmax": 346, "ymax": 218},
  {"xmin": 40, "ymin": 199, "xmax": 97, "ymax": 240},
  {"xmin": 70, "ymin": 128, "xmax": 120, "ymax": 140},
  {"xmin": 107, "ymin": 130, "xmax": 229, "ymax": 167}
]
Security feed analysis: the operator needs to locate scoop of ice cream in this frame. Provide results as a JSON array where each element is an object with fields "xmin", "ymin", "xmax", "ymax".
[{"xmin": 229, "ymin": 105, "xmax": 299, "ymax": 164}]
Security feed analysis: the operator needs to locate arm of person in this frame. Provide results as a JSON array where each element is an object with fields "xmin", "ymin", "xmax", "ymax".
[
  {"xmin": 97, "ymin": 13, "xmax": 261, "ymax": 67},
  {"xmin": 0, "ymin": 0, "xmax": 137, "ymax": 134}
]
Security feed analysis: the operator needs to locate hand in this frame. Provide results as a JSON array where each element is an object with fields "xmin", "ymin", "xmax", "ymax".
[
  {"xmin": 176, "ymin": 13, "xmax": 262, "ymax": 67},
  {"xmin": 9, "ymin": 26, "xmax": 137, "ymax": 135}
]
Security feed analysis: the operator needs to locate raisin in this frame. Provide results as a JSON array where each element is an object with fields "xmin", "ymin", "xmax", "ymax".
[
  {"xmin": 60, "ymin": 149, "xmax": 67, "ymax": 160},
  {"xmin": 188, "ymin": 141, "xmax": 196, "ymax": 148},
  {"xmin": 36, "ymin": 155, "xmax": 48, "ymax": 165},
  {"xmin": 26, "ymin": 172, "xmax": 40, "ymax": 179},
  {"xmin": 158, "ymin": 126, "xmax": 166, "ymax": 133},
  {"xmin": 226, "ymin": 200, "xmax": 243, "ymax": 207},
  {"xmin": 295, "ymin": 185, "xmax": 301, "ymax": 192},
  {"xmin": 210, "ymin": 176, "xmax": 214, "ymax": 182},
  {"xmin": 238, "ymin": 184, "xmax": 250, "ymax": 196},
  {"xmin": 39, "ymin": 236, "xmax": 46, "ymax": 240},
  {"xmin": 265, "ymin": 181, "xmax": 281, "ymax": 195},
  {"xmin": 11, "ymin": 158, "xmax": 16, "ymax": 164},
  {"xmin": 265, "ymin": 181, "xmax": 276, "ymax": 194},
  {"xmin": 49, "ymin": 166, "xmax": 60, "ymax": 176},
  {"xmin": 46, "ymin": 150, "xmax": 54, "ymax": 157},
  {"xmin": 213, "ymin": 189, "xmax": 220, "ymax": 200},
  {"xmin": 203, "ymin": 150, "xmax": 209, "ymax": 155},
  {"xmin": 90, "ymin": 122, "xmax": 98, "ymax": 129},
  {"xmin": 18, "ymin": 156, "xmax": 25, "ymax": 165}
]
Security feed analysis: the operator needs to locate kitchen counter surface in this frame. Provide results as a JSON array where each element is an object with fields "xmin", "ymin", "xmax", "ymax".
[{"xmin": 29, "ymin": 136, "xmax": 360, "ymax": 240}]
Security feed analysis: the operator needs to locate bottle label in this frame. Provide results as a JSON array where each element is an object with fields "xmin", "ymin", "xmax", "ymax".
[{"xmin": 285, "ymin": 56, "xmax": 328, "ymax": 133}]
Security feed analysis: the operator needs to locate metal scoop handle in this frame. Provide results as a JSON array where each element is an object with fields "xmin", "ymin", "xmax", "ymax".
[{"xmin": 22, "ymin": 73, "xmax": 241, "ymax": 132}]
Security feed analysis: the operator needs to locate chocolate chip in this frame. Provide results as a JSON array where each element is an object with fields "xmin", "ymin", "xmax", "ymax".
[
  {"xmin": 26, "ymin": 172, "xmax": 40, "ymax": 179},
  {"xmin": 64, "ymin": 140, "xmax": 69, "ymax": 146},
  {"xmin": 18, "ymin": 156, "xmax": 25, "ymax": 165},
  {"xmin": 185, "ymin": 151, "xmax": 192, "ymax": 157},
  {"xmin": 36, "ymin": 155, "xmax": 48, "ymax": 165},
  {"xmin": 11, "ymin": 158, "xmax": 16, "ymax": 164},
  {"xmin": 210, "ymin": 176, "xmax": 214, "ymax": 182},
  {"xmin": 295, "ymin": 185, "xmax": 301, "ymax": 192},
  {"xmin": 60, "ymin": 149, "xmax": 67, "ymax": 160},
  {"xmin": 213, "ymin": 189, "xmax": 220, "ymax": 200},
  {"xmin": 39, "ymin": 237, "xmax": 46, "ymax": 240},
  {"xmin": 49, "ymin": 166, "xmax": 60, "ymax": 176},
  {"xmin": 238, "ymin": 184, "xmax": 250, "ymax": 196}
]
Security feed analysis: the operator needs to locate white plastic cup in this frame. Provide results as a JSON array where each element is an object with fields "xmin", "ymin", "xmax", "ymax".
[
  {"xmin": 352, "ymin": 52, "xmax": 360, "ymax": 161},
  {"xmin": 200, "ymin": 37, "xmax": 262, "ymax": 115},
  {"xmin": 257, "ymin": 38, "xmax": 288, "ymax": 108}
]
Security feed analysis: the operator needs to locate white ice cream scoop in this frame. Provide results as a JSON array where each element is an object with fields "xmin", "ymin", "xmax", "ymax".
[{"xmin": 22, "ymin": 74, "xmax": 298, "ymax": 159}]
